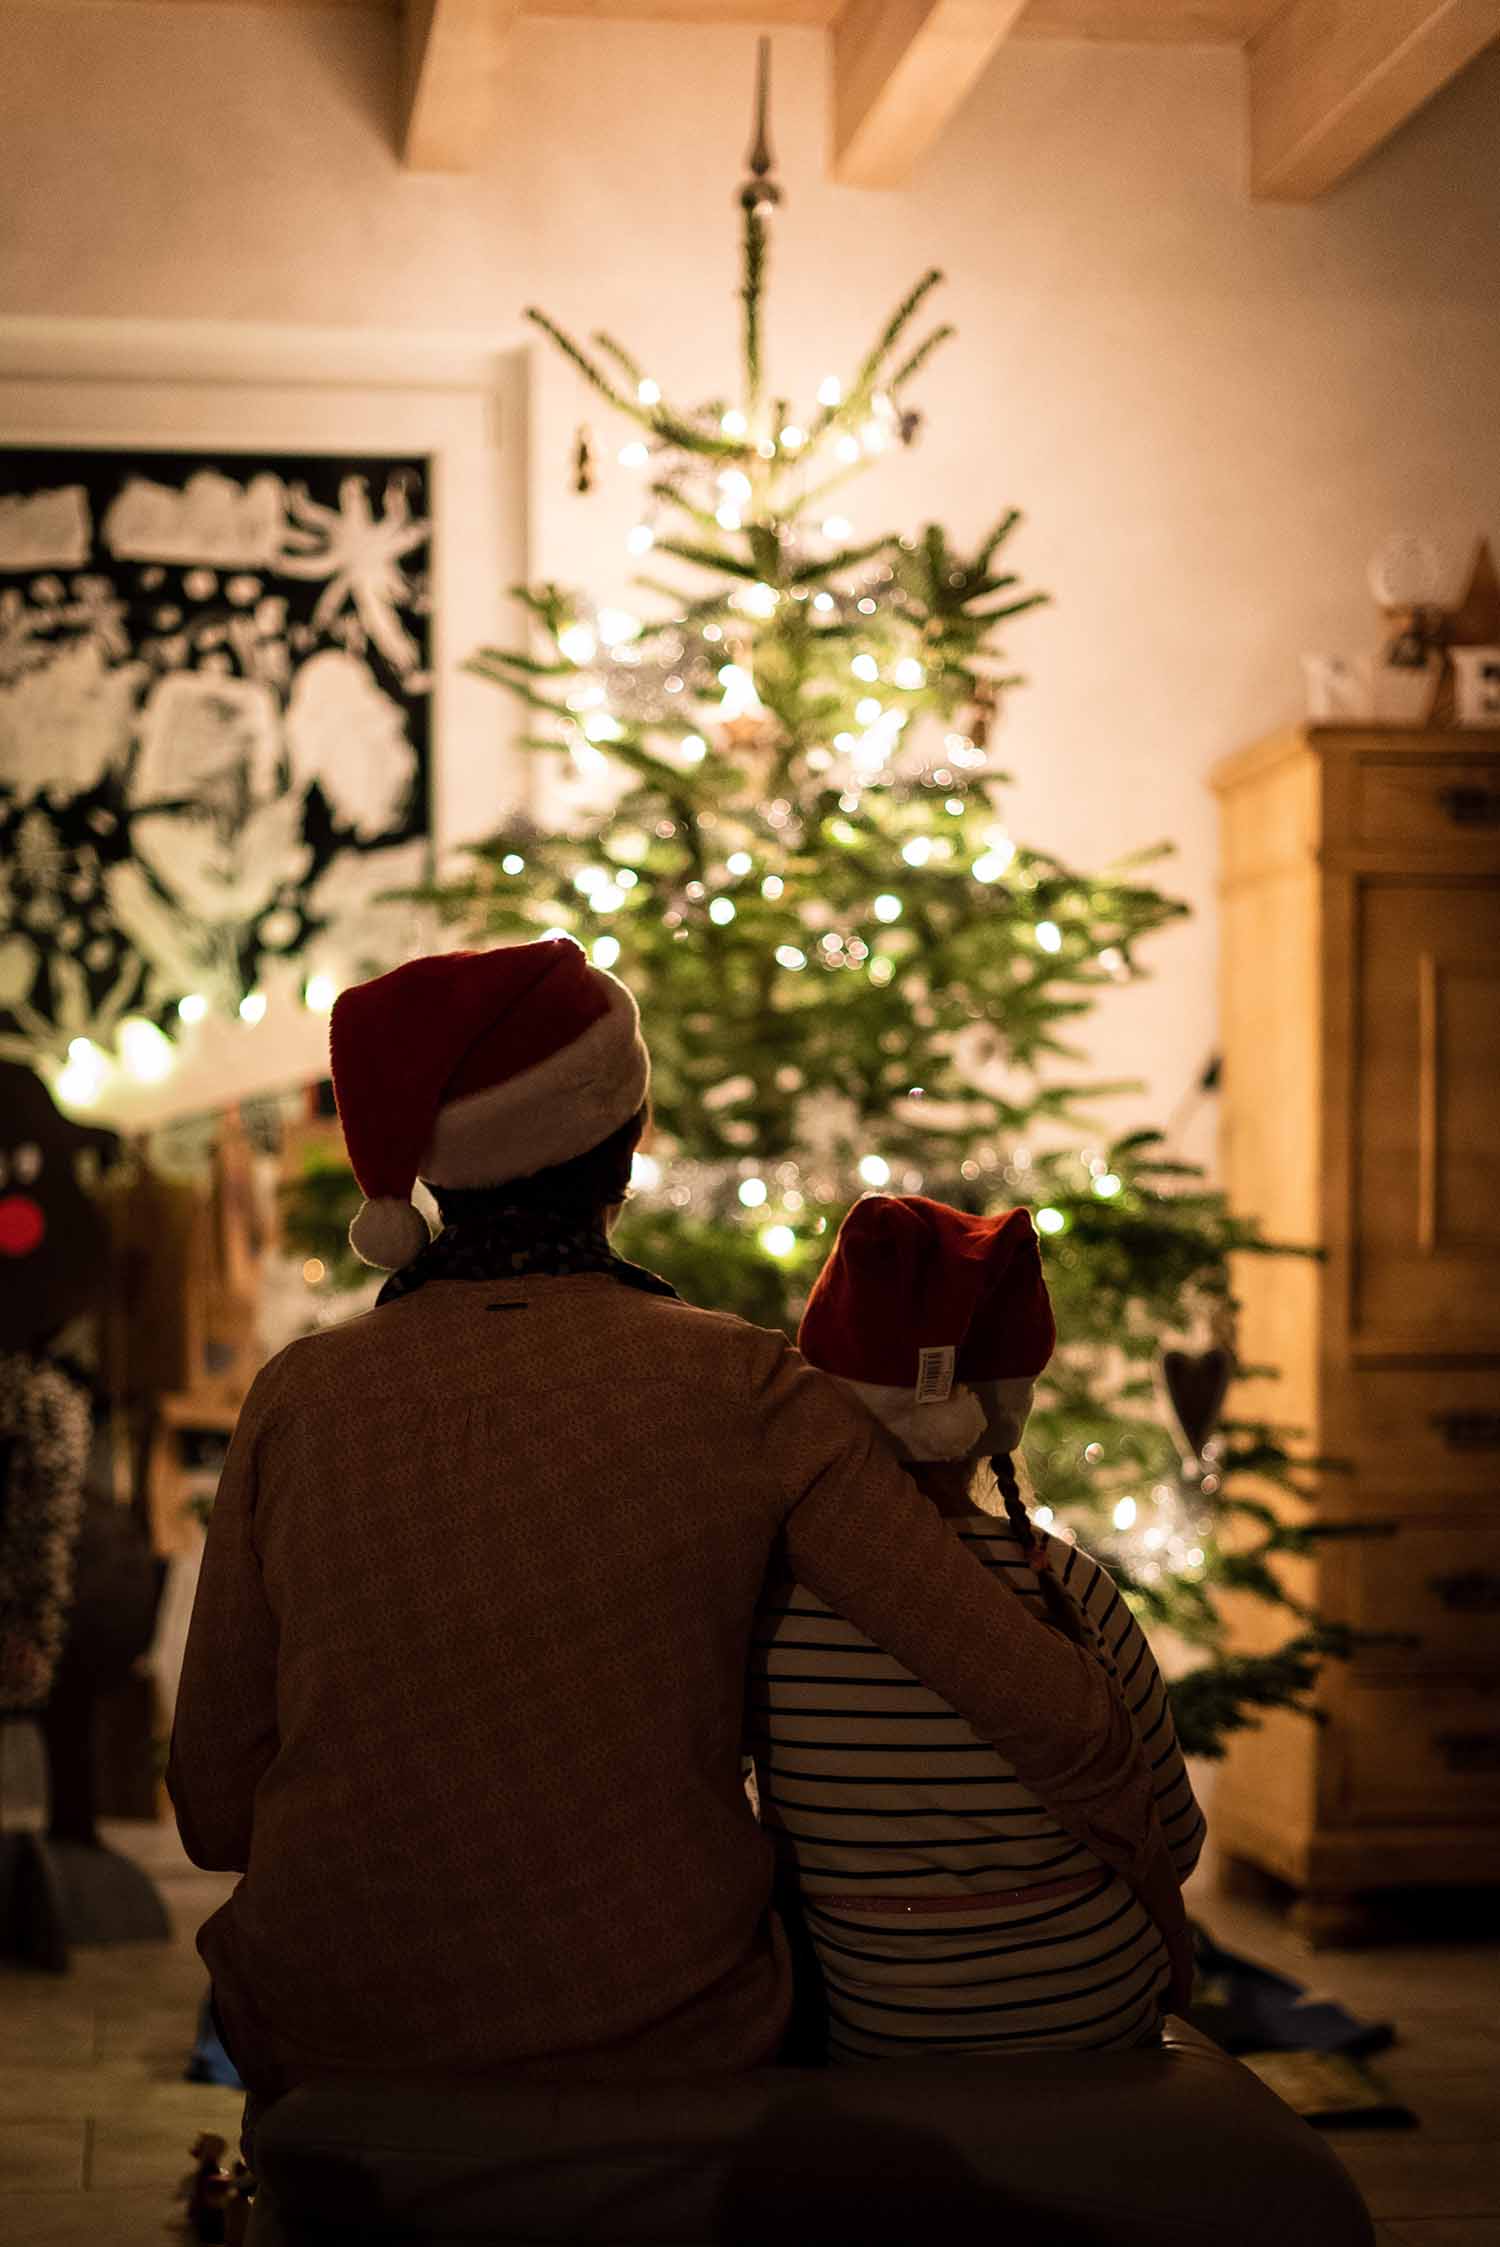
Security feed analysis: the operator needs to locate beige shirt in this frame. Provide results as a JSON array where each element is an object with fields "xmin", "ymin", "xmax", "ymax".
[{"xmin": 168, "ymin": 1272, "xmax": 1182, "ymax": 2093}]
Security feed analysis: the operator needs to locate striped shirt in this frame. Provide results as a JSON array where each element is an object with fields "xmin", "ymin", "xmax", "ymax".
[{"xmin": 748, "ymin": 1512, "xmax": 1206, "ymax": 2062}]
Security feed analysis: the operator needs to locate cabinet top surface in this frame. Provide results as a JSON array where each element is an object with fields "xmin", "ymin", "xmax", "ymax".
[{"xmin": 1211, "ymin": 723, "xmax": 1500, "ymax": 793}]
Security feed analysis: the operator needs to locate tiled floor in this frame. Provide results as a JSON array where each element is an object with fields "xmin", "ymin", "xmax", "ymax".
[
  {"xmin": 1, "ymin": 1816, "xmax": 1497, "ymax": 2245},
  {"xmin": 0, "ymin": 1816, "xmax": 243, "ymax": 2245}
]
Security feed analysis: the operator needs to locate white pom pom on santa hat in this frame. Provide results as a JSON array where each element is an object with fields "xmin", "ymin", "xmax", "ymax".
[
  {"xmin": 330, "ymin": 938, "xmax": 651, "ymax": 1273},
  {"xmin": 348, "ymin": 1195, "xmax": 432, "ymax": 1272}
]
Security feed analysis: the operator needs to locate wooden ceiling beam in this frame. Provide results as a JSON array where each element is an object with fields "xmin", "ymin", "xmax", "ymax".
[
  {"xmin": 399, "ymin": 0, "xmax": 519, "ymax": 170},
  {"xmin": 831, "ymin": 0, "xmax": 1028, "ymax": 188},
  {"xmin": 1248, "ymin": 0, "xmax": 1500, "ymax": 200}
]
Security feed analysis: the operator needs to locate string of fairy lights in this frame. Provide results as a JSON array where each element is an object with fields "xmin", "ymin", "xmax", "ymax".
[{"xmin": 51, "ymin": 971, "xmax": 341, "ymax": 1112}]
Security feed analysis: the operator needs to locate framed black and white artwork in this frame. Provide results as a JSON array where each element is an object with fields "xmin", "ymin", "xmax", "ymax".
[
  {"xmin": 0, "ymin": 325, "xmax": 526, "ymax": 1125},
  {"xmin": 1, "ymin": 443, "xmax": 433, "ymax": 1044}
]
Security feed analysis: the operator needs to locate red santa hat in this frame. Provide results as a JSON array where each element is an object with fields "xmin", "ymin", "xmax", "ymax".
[
  {"xmin": 797, "ymin": 1195, "xmax": 1055, "ymax": 1461},
  {"xmin": 329, "ymin": 938, "xmax": 651, "ymax": 1270}
]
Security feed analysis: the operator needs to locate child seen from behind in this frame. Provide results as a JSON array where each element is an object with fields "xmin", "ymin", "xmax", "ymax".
[{"xmin": 749, "ymin": 1195, "xmax": 1205, "ymax": 2062}]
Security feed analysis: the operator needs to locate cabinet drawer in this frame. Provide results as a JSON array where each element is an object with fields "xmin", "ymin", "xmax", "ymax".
[
  {"xmin": 1353, "ymin": 757, "xmax": 1500, "ymax": 850},
  {"xmin": 1327, "ymin": 1367, "xmax": 1500, "ymax": 1504},
  {"xmin": 1338, "ymin": 1517, "xmax": 1500, "ymax": 1672},
  {"xmin": 1335, "ymin": 1680, "xmax": 1500, "ymax": 1825}
]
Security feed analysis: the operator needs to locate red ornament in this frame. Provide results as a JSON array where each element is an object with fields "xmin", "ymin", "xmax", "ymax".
[{"xmin": 0, "ymin": 1194, "xmax": 45, "ymax": 1258}]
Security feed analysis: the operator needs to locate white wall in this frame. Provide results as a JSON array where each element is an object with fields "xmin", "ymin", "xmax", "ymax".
[{"xmin": 4, "ymin": 8, "xmax": 1498, "ymax": 1164}]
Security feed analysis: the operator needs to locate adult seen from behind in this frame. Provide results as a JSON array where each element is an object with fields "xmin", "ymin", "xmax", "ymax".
[{"xmin": 168, "ymin": 939, "xmax": 1189, "ymax": 2113}]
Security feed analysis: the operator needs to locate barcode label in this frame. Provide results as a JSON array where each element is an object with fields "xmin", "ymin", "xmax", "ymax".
[{"xmin": 915, "ymin": 1346, "xmax": 955, "ymax": 1404}]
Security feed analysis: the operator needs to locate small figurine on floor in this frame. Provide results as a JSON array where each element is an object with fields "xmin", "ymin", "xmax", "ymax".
[
  {"xmin": 224, "ymin": 2160, "xmax": 257, "ymax": 2246},
  {"xmin": 178, "ymin": 2130, "xmax": 233, "ymax": 2243}
]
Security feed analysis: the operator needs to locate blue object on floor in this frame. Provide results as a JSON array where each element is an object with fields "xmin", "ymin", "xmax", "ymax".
[
  {"xmin": 185, "ymin": 1996, "xmax": 244, "ymax": 2088},
  {"xmin": 1186, "ymin": 1923, "xmax": 1394, "ymax": 2059}
]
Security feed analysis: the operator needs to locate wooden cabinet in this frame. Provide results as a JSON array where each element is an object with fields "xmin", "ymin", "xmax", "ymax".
[{"xmin": 1211, "ymin": 725, "xmax": 1500, "ymax": 1937}]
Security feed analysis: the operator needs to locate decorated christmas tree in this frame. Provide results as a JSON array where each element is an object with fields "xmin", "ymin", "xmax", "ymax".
[{"xmin": 288, "ymin": 48, "xmax": 1349, "ymax": 1756}]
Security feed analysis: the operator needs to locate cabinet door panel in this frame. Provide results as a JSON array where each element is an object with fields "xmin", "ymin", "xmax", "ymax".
[{"xmin": 1353, "ymin": 878, "xmax": 1500, "ymax": 1355}]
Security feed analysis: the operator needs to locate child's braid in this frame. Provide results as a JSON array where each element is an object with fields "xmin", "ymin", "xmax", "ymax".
[{"xmin": 990, "ymin": 1453, "xmax": 1087, "ymax": 1646}]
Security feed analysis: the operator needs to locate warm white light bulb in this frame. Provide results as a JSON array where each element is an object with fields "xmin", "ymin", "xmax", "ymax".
[
  {"xmin": 726, "ymin": 851, "xmax": 753, "ymax": 876},
  {"xmin": 304, "ymin": 973, "xmax": 337, "ymax": 1015},
  {"xmin": 55, "ymin": 1044, "xmax": 106, "ymax": 1109},
  {"xmin": 818, "ymin": 375, "xmax": 843, "ymax": 406},
  {"xmin": 1092, "ymin": 1172, "xmax": 1123, "ymax": 1199},
  {"xmin": 627, "ymin": 523, "xmax": 656, "ymax": 556},
  {"xmin": 901, "ymin": 838, "xmax": 932, "ymax": 867},
  {"xmin": 718, "ymin": 468, "xmax": 752, "ymax": 501},
  {"xmin": 760, "ymin": 1224, "xmax": 796, "ymax": 1259},
  {"xmin": 823, "ymin": 517, "xmax": 853, "ymax": 542},
  {"xmin": 716, "ymin": 504, "xmax": 743, "ymax": 532},
  {"xmin": 1036, "ymin": 1206, "xmax": 1066, "ymax": 1236},
  {"xmin": 894, "ymin": 657, "xmax": 925, "ymax": 691},
  {"xmin": 592, "ymin": 935, "xmax": 621, "ymax": 969},
  {"xmin": 637, "ymin": 378, "xmax": 661, "ymax": 407},
  {"xmin": 775, "ymin": 944, "xmax": 807, "ymax": 971},
  {"xmin": 119, "ymin": 1016, "xmax": 175, "ymax": 1084},
  {"xmin": 597, "ymin": 609, "xmax": 641, "ymax": 646},
  {"xmin": 708, "ymin": 897, "xmax": 736, "ymax": 925},
  {"xmin": 618, "ymin": 441, "xmax": 649, "ymax": 469},
  {"xmin": 631, "ymin": 1150, "xmax": 661, "ymax": 1190},
  {"xmin": 681, "ymin": 734, "xmax": 708, "ymax": 764},
  {"xmin": 501, "ymin": 853, "xmax": 526, "ymax": 875},
  {"xmin": 858, "ymin": 1155, "xmax": 891, "ymax": 1188},
  {"xmin": 239, "ymin": 990, "xmax": 267, "ymax": 1025},
  {"xmin": 741, "ymin": 582, "xmax": 779, "ymax": 619},
  {"xmin": 780, "ymin": 425, "xmax": 805, "ymax": 451},
  {"xmin": 873, "ymin": 894, "xmax": 902, "ymax": 923},
  {"xmin": 813, "ymin": 592, "xmax": 836, "ymax": 613},
  {"xmin": 835, "ymin": 434, "xmax": 861, "ymax": 464},
  {"xmin": 177, "ymin": 993, "xmax": 208, "ymax": 1025},
  {"xmin": 738, "ymin": 1177, "xmax": 768, "ymax": 1208},
  {"xmin": 761, "ymin": 874, "xmax": 784, "ymax": 900},
  {"xmin": 583, "ymin": 711, "xmax": 624, "ymax": 742},
  {"xmin": 1036, "ymin": 920, "xmax": 1063, "ymax": 953},
  {"xmin": 718, "ymin": 664, "xmax": 763, "ymax": 721},
  {"xmin": 1113, "ymin": 1496, "xmax": 1138, "ymax": 1531},
  {"xmin": 855, "ymin": 697, "xmax": 882, "ymax": 726},
  {"xmin": 851, "ymin": 653, "xmax": 879, "ymax": 683},
  {"xmin": 721, "ymin": 409, "xmax": 749, "ymax": 438}
]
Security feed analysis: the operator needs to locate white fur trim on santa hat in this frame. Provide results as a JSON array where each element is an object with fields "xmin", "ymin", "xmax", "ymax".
[
  {"xmin": 837, "ymin": 1377, "xmax": 989, "ymax": 1463},
  {"xmin": 349, "ymin": 1195, "xmax": 432, "ymax": 1272},
  {"xmin": 837, "ymin": 1372, "xmax": 1038, "ymax": 1461},
  {"xmin": 422, "ymin": 972, "xmax": 650, "ymax": 1189},
  {"xmin": 967, "ymin": 1375, "xmax": 1040, "ymax": 1456}
]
